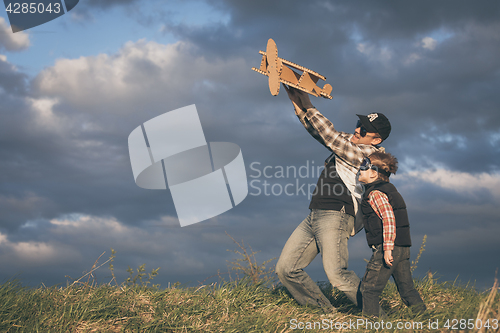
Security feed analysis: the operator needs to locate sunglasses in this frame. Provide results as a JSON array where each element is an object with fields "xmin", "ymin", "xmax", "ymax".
[
  {"xmin": 360, "ymin": 157, "xmax": 376, "ymax": 171},
  {"xmin": 356, "ymin": 120, "xmax": 379, "ymax": 138},
  {"xmin": 360, "ymin": 157, "xmax": 391, "ymax": 177}
]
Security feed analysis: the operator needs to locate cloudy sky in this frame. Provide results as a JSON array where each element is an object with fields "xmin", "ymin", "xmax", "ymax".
[{"xmin": 1, "ymin": 0, "xmax": 499, "ymax": 291}]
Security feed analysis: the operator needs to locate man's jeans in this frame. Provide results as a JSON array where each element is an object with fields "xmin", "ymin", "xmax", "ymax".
[
  {"xmin": 360, "ymin": 244, "xmax": 426, "ymax": 317},
  {"xmin": 275, "ymin": 209, "xmax": 360, "ymax": 310}
]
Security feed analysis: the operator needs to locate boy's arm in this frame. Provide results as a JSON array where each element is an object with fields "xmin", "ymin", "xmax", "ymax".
[{"xmin": 368, "ymin": 190, "xmax": 396, "ymax": 252}]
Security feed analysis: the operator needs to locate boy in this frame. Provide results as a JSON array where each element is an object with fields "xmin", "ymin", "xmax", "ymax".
[{"xmin": 358, "ymin": 151, "xmax": 426, "ymax": 317}]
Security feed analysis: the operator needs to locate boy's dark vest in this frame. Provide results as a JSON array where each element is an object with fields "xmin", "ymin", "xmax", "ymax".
[{"xmin": 361, "ymin": 180, "xmax": 412, "ymax": 247}]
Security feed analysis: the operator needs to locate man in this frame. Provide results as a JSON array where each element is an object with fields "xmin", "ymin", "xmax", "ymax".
[{"xmin": 275, "ymin": 86, "xmax": 392, "ymax": 313}]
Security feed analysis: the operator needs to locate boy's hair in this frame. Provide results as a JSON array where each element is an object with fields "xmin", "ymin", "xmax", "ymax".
[{"xmin": 368, "ymin": 152, "xmax": 398, "ymax": 182}]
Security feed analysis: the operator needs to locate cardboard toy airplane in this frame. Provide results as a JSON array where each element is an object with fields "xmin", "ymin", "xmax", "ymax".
[{"xmin": 252, "ymin": 39, "xmax": 333, "ymax": 99}]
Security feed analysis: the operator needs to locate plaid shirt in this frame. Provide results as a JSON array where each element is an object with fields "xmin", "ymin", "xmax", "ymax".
[
  {"xmin": 368, "ymin": 190, "xmax": 396, "ymax": 251},
  {"xmin": 295, "ymin": 107, "xmax": 385, "ymax": 202},
  {"xmin": 296, "ymin": 107, "xmax": 384, "ymax": 171}
]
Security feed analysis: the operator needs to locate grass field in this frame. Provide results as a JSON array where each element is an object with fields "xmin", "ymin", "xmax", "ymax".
[{"xmin": 0, "ymin": 236, "xmax": 498, "ymax": 332}]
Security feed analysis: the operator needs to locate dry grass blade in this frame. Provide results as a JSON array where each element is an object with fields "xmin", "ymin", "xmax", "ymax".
[
  {"xmin": 225, "ymin": 231, "xmax": 276, "ymax": 285},
  {"xmin": 70, "ymin": 251, "xmax": 112, "ymax": 287},
  {"xmin": 411, "ymin": 235, "xmax": 427, "ymax": 273},
  {"xmin": 476, "ymin": 271, "xmax": 499, "ymax": 333}
]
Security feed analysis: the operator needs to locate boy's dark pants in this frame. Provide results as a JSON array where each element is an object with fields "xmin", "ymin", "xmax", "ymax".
[{"xmin": 360, "ymin": 244, "xmax": 426, "ymax": 317}]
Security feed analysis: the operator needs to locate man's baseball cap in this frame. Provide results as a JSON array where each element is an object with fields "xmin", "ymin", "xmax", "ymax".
[{"xmin": 356, "ymin": 113, "xmax": 391, "ymax": 141}]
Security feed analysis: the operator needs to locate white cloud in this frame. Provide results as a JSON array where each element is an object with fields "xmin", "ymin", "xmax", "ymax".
[
  {"xmin": 12, "ymin": 241, "xmax": 58, "ymax": 262},
  {"xmin": 419, "ymin": 132, "xmax": 468, "ymax": 149},
  {"xmin": 0, "ymin": 212, "xmax": 230, "ymax": 280},
  {"xmin": 357, "ymin": 43, "xmax": 393, "ymax": 64},
  {"xmin": 142, "ymin": 215, "xmax": 181, "ymax": 227},
  {"xmin": 45, "ymin": 214, "xmax": 204, "ymax": 259},
  {"xmin": 0, "ymin": 17, "xmax": 30, "ymax": 51},
  {"xmin": 404, "ymin": 168, "xmax": 500, "ymax": 200},
  {"xmin": 50, "ymin": 214, "xmax": 128, "ymax": 234},
  {"xmin": 0, "ymin": 231, "xmax": 62, "ymax": 265},
  {"xmin": 421, "ymin": 37, "xmax": 438, "ymax": 50},
  {"xmin": 0, "ymin": 233, "xmax": 7, "ymax": 245},
  {"xmin": 0, "ymin": 213, "xmax": 177, "ymax": 268},
  {"xmin": 34, "ymin": 39, "xmax": 247, "ymax": 110},
  {"xmin": 28, "ymin": 97, "xmax": 62, "ymax": 130}
]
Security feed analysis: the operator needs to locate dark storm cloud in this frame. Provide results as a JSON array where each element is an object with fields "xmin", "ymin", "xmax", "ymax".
[
  {"xmin": 85, "ymin": 0, "xmax": 139, "ymax": 9},
  {"xmin": 157, "ymin": 0, "xmax": 500, "ymax": 148},
  {"xmin": 209, "ymin": 0, "xmax": 500, "ymax": 37},
  {"xmin": 160, "ymin": 0, "xmax": 500, "ymax": 59},
  {"xmin": 0, "ymin": 55, "xmax": 28, "ymax": 96},
  {"xmin": 0, "ymin": 59, "xmax": 41, "ymax": 232}
]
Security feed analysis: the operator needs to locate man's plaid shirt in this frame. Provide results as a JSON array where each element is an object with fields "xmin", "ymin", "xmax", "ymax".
[
  {"xmin": 368, "ymin": 190, "xmax": 396, "ymax": 251},
  {"xmin": 295, "ymin": 107, "xmax": 385, "ymax": 201},
  {"xmin": 296, "ymin": 107, "xmax": 384, "ymax": 171}
]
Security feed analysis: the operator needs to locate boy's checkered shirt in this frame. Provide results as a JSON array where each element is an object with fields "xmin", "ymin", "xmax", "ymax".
[{"xmin": 368, "ymin": 190, "xmax": 396, "ymax": 251}]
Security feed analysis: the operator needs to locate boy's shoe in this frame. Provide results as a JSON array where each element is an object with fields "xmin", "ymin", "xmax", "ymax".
[
  {"xmin": 409, "ymin": 303, "xmax": 426, "ymax": 316},
  {"xmin": 362, "ymin": 307, "xmax": 388, "ymax": 319}
]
